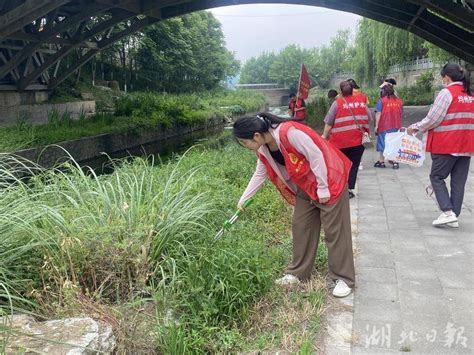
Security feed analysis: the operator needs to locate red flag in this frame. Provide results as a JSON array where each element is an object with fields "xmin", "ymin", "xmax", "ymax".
[{"xmin": 297, "ymin": 63, "xmax": 311, "ymax": 100}]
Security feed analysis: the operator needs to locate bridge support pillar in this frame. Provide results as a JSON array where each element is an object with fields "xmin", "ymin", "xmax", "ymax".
[{"xmin": 0, "ymin": 91, "xmax": 49, "ymax": 106}]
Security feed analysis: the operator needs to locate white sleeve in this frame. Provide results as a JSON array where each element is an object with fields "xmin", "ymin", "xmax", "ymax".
[
  {"xmin": 287, "ymin": 129, "xmax": 330, "ymax": 199},
  {"xmin": 238, "ymin": 159, "xmax": 268, "ymax": 207}
]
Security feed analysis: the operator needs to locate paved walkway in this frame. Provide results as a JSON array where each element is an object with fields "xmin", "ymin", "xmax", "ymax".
[{"xmin": 351, "ymin": 143, "xmax": 473, "ymax": 354}]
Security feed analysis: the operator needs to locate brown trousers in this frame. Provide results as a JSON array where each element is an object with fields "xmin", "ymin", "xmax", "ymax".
[{"xmin": 285, "ymin": 187, "xmax": 355, "ymax": 287}]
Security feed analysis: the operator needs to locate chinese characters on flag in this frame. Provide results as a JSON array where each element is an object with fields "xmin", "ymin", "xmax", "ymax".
[{"xmin": 297, "ymin": 63, "xmax": 311, "ymax": 100}]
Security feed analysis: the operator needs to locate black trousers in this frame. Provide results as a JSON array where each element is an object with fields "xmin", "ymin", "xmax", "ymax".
[
  {"xmin": 430, "ymin": 154, "xmax": 471, "ymax": 217},
  {"xmin": 340, "ymin": 145, "xmax": 365, "ymax": 190}
]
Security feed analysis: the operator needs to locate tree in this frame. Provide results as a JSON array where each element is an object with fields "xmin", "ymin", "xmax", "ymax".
[
  {"xmin": 352, "ymin": 19, "xmax": 427, "ymax": 85},
  {"xmin": 239, "ymin": 52, "xmax": 276, "ymax": 84},
  {"xmin": 134, "ymin": 12, "xmax": 239, "ymax": 92}
]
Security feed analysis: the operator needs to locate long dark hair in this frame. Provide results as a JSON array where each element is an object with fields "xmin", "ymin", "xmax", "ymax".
[
  {"xmin": 381, "ymin": 84, "xmax": 396, "ymax": 98},
  {"xmin": 233, "ymin": 112, "xmax": 290, "ymax": 140},
  {"xmin": 441, "ymin": 63, "xmax": 471, "ymax": 95}
]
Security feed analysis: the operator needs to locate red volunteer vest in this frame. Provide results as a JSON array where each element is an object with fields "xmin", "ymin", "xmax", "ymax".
[
  {"xmin": 426, "ymin": 84, "xmax": 474, "ymax": 154},
  {"xmin": 289, "ymin": 98, "xmax": 305, "ymax": 119},
  {"xmin": 258, "ymin": 122, "xmax": 351, "ymax": 205},
  {"xmin": 329, "ymin": 95, "xmax": 370, "ymax": 149},
  {"xmin": 379, "ymin": 97, "xmax": 403, "ymax": 132}
]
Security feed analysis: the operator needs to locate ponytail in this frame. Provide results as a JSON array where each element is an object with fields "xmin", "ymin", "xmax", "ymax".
[
  {"xmin": 233, "ymin": 112, "xmax": 299, "ymax": 140},
  {"xmin": 441, "ymin": 63, "xmax": 472, "ymax": 96}
]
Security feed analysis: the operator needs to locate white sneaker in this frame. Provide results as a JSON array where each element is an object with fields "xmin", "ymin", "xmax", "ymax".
[
  {"xmin": 432, "ymin": 211, "xmax": 458, "ymax": 226},
  {"xmin": 332, "ymin": 279, "xmax": 352, "ymax": 298},
  {"xmin": 275, "ymin": 274, "xmax": 300, "ymax": 285},
  {"xmin": 447, "ymin": 221, "xmax": 459, "ymax": 228}
]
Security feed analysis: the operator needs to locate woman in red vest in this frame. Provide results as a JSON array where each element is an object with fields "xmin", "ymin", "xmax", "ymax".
[
  {"xmin": 288, "ymin": 93, "xmax": 307, "ymax": 124},
  {"xmin": 233, "ymin": 112, "xmax": 355, "ymax": 298},
  {"xmin": 408, "ymin": 63, "xmax": 473, "ymax": 227},
  {"xmin": 322, "ymin": 81, "xmax": 371, "ymax": 199},
  {"xmin": 374, "ymin": 84, "xmax": 403, "ymax": 169}
]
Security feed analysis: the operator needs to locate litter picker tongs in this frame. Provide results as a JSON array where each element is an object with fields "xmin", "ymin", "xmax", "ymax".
[{"xmin": 214, "ymin": 198, "xmax": 254, "ymax": 240}]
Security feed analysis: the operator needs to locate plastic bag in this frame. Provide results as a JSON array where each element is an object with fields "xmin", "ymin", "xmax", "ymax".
[{"xmin": 383, "ymin": 130, "xmax": 425, "ymax": 167}]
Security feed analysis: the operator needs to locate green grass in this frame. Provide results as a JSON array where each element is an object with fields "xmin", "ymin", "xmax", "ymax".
[
  {"xmin": 0, "ymin": 138, "xmax": 328, "ymax": 353},
  {"xmin": 0, "ymin": 89, "xmax": 266, "ymax": 153}
]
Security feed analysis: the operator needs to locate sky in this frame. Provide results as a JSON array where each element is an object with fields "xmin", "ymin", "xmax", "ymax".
[{"xmin": 209, "ymin": 4, "xmax": 361, "ymax": 64}]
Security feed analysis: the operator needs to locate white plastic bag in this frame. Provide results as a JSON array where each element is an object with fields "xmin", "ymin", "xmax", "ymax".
[{"xmin": 383, "ymin": 130, "xmax": 425, "ymax": 167}]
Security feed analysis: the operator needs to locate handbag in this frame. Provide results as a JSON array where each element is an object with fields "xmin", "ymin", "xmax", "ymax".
[{"xmin": 342, "ymin": 97, "xmax": 371, "ymax": 147}]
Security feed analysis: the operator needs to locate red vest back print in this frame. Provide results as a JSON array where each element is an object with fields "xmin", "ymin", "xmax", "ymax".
[
  {"xmin": 379, "ymin": 97, "xmax": 403, "ymax": 132},
  {"xmin": 329, "ymin": 95, "xmax": 370, "ymax": 149},
  {"xmin": 426, "ymin": 84, "xmax": 474, "ymax": 154},
  {"xmin": 268, "ymin": 122, "xmax": 352, "ymax": 204}
]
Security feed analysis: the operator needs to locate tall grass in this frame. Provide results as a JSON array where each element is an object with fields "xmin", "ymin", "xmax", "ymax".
[{"xmin": 0, "ymin": 141, "xmax": 301, "ymax": 352}]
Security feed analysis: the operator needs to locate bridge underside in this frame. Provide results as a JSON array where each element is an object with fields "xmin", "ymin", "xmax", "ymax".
[{"xmin": 0, "ymin": 0, "xmax": 473, "ymax": 91}]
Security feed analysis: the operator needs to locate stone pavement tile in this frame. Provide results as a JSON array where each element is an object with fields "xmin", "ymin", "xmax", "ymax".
[
  {"xmin": 435, "ymin": 263, "xmax": 474, "ymax": 289},
  {"xmin": 356, "ymin": 267, "xmax": 397, "ymax": 284},
  {"xmin": 358, "ymin": 241, "xmax": 392, "ymax": 254},
  {"xmin": 399, "ymin": 291, "xmax": 452, "ymax": 318},
  {"xmin": 455, "ymin": 230, "xmax": 474, "ymax": 243},
  {"xmin": 352, "ymin": 346, "xmax": 400, "ymax": 354},
  {"xmin": 398, "ymin": 278, "xmax": 444, "ymax": 296},
  {"xmin": 354, "ymin": 298, "xmax": 401, "ymax": 323},
  {"xmin": 357, "ymin": 231, "xmax": 390, "ymax": 244},
  {"xmin": 395, "ymin": 262, "xmax": 438, "ymax": 281},
  {"xmin": 358, "ymin": 224, "xmax": 390, "ymax": 233},
  {"xmin": 354, "ymin": 281, "xmax": 398, "ymax": 302},
  {"xmin": 359, "ymin": 215, "xmax": 388, "ymax": 225},
  {"xmin": 411, "ymin": 204, "xmax": 441, "ymax": 212},
  {"xmin": 426, "ymin": 242, "xmax": 467, "ymax": 259},
  {"xmin": 352, "ymin": 318, "xmax": 403, "ymax": 352},
  {"xmin": 420, "ymin": 226, "xmax": 459, "ymax": 237},
  {"xmin": 444, "ymin": 288, "xmax": 474, "ymax": 325},
  {"xmin": 460, "ymin": 242, "xmax": 474, "ymax": 257},
  {"xmin": 389, "ymin": 229, "xmax": 422, "ymax": 243},
  {"xmin": 388, "ymin": 220, "xmax": 420, "ymax": 230},
  {"xmin": 383, "ymin": 200, "xmax": 411, "ymax": 207},
  {"xmin": 390, "ymin": 238, "xmax": 426, "ymax": 255},
  {"xmin": 400, "ymin": 315, "xmax": 470, "ymax": 354},
  {"xmin": 356, "ymin": 252, "xmax": 394, "ymax": 268}
]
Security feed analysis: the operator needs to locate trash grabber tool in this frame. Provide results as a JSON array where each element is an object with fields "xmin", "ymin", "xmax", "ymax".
[{"xmin": 214, "ymin": 198, "xmax": 254, "ymax": 240}]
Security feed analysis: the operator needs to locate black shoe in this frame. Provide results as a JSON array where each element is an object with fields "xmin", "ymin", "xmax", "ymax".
[
  {"xmin": 374, "ymin": 161, "xmax": 386, "ymax": 168},
  {"xmin": 392, "ymin": 162, "xmax": 400, "ymax": 169},
  {"xmin": 349, "ymin": 191, "xmax": 355, "ymax": 199}
]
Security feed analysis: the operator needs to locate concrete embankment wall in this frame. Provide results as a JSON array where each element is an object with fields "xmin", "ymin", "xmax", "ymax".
[
  {"xmin": 13, "ymin": 116, "xmax": 224, "ymax": 168},
  {"xmin": 0, "ymin": 99, "xmax": 96, "ymax": 127}
]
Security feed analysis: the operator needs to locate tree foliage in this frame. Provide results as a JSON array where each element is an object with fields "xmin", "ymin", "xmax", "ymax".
[
  {"xmin": 352, "ymin": 19, "xmax": 427, "ymax": 85},
  {"xmin": 78, "ymin": 12, "xmax": 239, "ymax": 93},
  {"xmin": 136, "ymin": 12, "xmax": 239, "ymax": 92},
  {"xmin": 239, "ymin": 30, "xmax": 352, "ymax": 90}
]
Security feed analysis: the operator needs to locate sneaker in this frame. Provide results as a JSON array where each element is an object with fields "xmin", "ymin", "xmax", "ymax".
[
  {"xmin": 432, "ymin": 211, "xmax": 458, "ymax": 226},
  {"xmin": 348, "ymin": 190, "xmax": 355, "ymax": 199},
  {"xmin": 332, "ymin": 279, "xmax": 351, "ymax": 298},
  {"xmin": 392, "ymin": 162, "xmax": 399, "ymax": 169},
  {"xmin": 374, "ymin": 161, "xmax": 386, "ymax": 168},
  {"xmin": 275, "ymin": 274, "xmax": 300, "ymax": 285},
  {"xmin": 447, "ymin": 221, "xmax": 459, "ymax": 228}
]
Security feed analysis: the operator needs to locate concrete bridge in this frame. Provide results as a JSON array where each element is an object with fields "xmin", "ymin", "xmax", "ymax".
[
  {"xmin": 0, "ymin": 0, "xmax": 473, "ymax": 93},
  {"xmin": 235, "ymin": 83, "xmax": 291, "ymax": 106}
]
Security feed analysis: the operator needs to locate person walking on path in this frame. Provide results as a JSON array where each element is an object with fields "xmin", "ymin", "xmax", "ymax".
[
  {"xmin": 233, "ymin": 112, "xmax": 355, "ymax": 297},
  {"xmin": 288, "ymin": 93, "xmax": 307, "ymax": 123},
  {"xmin": 374, "ymin": 84, "xmax": 403, "ymax": 169},
  {"xmin": 321, "ymin": 81, "xmax": 371, "ymax": 199},
  {"xmin": 347, "ymin": 78, "xmax": 369, "ymax": 104},
  {"xmin": 408, "ymin": 63, "xmax": 473, "ymax": 228}
]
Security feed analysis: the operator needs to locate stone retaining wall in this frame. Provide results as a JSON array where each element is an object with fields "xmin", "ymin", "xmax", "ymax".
[
  {"xmin": 14, "ymin": 116, "xmax": 223, "ymax": 168},
  {"xmin": 0, "ymin": 100, "xmax": 96, "ymax": 127}
]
